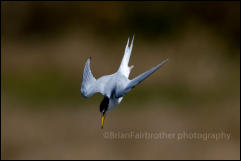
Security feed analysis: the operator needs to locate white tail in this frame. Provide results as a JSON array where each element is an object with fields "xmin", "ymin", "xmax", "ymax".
[{"xmin": 118, "ymin": 36, "xmax": 135, "ymax": 78}]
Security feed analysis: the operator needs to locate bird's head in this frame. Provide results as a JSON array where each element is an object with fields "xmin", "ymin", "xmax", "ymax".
[{"xmin": 100, "ymin": 96, "xmax": 109, "ymax": 129}]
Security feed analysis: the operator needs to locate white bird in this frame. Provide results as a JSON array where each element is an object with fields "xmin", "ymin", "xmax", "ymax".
[{"xmin": 81, "ymin": 36, "xmax": 168, "ymax": 128}]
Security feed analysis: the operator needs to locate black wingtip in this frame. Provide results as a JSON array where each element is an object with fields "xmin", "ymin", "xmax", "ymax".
[{"xmin": 89, "ymin": 56, "xmax": 92, "ymax": 60}]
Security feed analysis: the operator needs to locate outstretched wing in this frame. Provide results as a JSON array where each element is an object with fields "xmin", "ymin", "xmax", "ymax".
[
  {"xmin": 116, "ymin": 58, "xmax": 168, "ymax": 98},
  {"xmin": 81, "ymin": 58, "xmax": 104, "ymax": 98}
]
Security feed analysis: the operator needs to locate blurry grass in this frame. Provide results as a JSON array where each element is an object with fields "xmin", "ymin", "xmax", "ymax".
[
  {"xmin": 4, "ymin": 68, "xmax": 80, "ymax": 108},
  {"xmin": 4, "ymin": 65, "xmax": 239, "ymax": 109}
]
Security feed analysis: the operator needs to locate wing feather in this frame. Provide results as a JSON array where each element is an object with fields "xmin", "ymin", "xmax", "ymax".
[
  {"xmin": 116, "ymin": 58, "xmax": 168, "ymax": 98},
  {"xmin": 81, "ymin": 58, "xmax": 102, "ymax": 98}
]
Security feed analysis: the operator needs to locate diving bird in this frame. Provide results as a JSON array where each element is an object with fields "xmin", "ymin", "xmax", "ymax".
[{"xmin": 80, "ymin": 36, "xmax": 168, "ymax": 128}]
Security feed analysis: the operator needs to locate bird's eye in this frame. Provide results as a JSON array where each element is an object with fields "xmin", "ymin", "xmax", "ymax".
[{"xmin": 102, "ymin": 111, "xmax": 105, "ymax": 116}]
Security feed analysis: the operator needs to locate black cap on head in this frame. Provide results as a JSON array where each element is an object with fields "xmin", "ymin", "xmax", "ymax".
[{"xmin": 100, "ymin": 96, "xmax": 109, "ymax": 115}]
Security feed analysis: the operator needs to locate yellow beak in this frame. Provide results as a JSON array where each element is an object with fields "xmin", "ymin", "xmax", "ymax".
[{"xmin": 101, "ymin": 115, "xmax": 105, "ymax": 129}]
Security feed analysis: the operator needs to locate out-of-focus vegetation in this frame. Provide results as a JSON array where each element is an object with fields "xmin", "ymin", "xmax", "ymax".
[{"xmin": 1, "ymin": 1, "xmax": 240, "ymax": 160}]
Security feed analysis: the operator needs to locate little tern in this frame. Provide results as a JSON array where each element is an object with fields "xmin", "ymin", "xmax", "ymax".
[{"xmin": 80, "ymin": 36, "xmax": 168, "ymax": 128}]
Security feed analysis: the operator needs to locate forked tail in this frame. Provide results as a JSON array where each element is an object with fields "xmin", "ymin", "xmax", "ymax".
[{"xmin": 118, "ymin": 36, "xmax": 135, "ymax": 78}]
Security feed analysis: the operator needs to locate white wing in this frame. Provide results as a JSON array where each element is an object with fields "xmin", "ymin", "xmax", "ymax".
[
  {"xmin": 81, "ymin": 58, "xmax": 104, "ymax": 98},
  {"xmin": 118, "ymin": 36, "xmax": 135, "ymax": 78},
  {"xmin": 116, "ymin": 59, "xmax": 168, "ymax": 98}
]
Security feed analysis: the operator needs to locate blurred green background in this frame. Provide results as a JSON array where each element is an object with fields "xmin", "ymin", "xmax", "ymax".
[{"xmin": 1, "ymin": 1, "xmax": 240, "ymax": 160}]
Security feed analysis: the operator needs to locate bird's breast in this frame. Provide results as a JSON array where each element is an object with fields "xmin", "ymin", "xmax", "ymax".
[{"xmin": 108, "ymin": 97, "xmax": 123, "ymax": 111}]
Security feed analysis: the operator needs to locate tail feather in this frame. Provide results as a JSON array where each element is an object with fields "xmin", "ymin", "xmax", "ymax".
[{"xmin": 118, "ymin": 35, "xmax": 135, "ymax": 78}]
